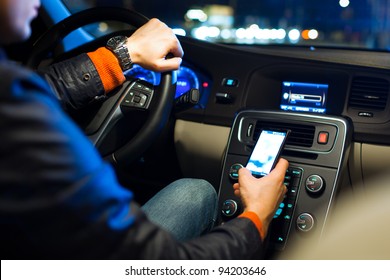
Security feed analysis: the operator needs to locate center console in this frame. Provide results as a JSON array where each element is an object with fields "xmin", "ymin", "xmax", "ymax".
[{"xmin": 217, "ymin": 110, "xmax": 352, "ymax": 257}]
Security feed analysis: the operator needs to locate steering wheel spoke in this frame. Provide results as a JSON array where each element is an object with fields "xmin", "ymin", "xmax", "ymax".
[{"xmin": 120, "ymin": 80, "xmax": 155, "ymax": 111}]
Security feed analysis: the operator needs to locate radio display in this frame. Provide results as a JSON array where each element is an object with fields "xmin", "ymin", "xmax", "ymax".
[{"xmin": 280, "ymin": 81, "xmax": 328, "ymax": 114}]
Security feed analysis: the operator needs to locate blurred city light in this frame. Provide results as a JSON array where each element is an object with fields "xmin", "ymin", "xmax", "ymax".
[
  {"xmin": 220, "ymin": 29, "xmax": 233, "ymax": 40},
  {"xmin": 302, "ymin": 29, "xmax": 319, "ymax": 40},
  {"xmin": 183, "ymin": 4, "xmax": 324, "ymax": 44},
  {"xmin": 192, "ymin": 26, "xmax": 209, "ymax": 40},
  {"xmin": 339, "ymin": 0, "xmax": 350, "ymax": 8},
  {"xmin": 173, "ymin": 28, "xmax": 186, "ymax": 36},
  {"xmin": 288, "ymin": 29, "xmax": 301, "ymax": 42},
  {"xmin": 302, "ymin": 30, "xmax": 310, "ymax": 40},
  {"xmin": 235, "ymin": 28, "xmax": 247, "ymax": 40},
  {"xmin": 192, "ymin": 26, "xmax": 221, "ymax": 40},
  {"xmin": 185, "ymin": 9, "xmax": 208, "ymax": 22},
  {"xmin": 207, "ymin": 26, "xmax": 221, "ymax": 38},
  {"xmin": 308, "ymin": 29, "xmax": 319, "ymax": 40},
  {"xmin": 98, "ymin": 22, "xmax": 109, "ymax": 33}
]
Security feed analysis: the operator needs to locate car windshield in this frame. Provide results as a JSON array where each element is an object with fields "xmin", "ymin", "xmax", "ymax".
[{"xmin": 62, "ymin": 0, "xmax": 390, "ymax": 51}]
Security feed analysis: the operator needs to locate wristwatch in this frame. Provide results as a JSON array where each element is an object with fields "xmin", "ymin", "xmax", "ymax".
[{"xmin": 106, "ymin": 35, "xmax": 133, "ymax": 71}]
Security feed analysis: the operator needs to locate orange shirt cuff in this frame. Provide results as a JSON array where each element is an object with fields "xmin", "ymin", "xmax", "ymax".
[
  {"xmin": 239, "ymin": 211, "xmax": 265, "ymax": 241},
  {"xmin": 87, "ymin": 47, "xmax": 126, "ymax": 94}
]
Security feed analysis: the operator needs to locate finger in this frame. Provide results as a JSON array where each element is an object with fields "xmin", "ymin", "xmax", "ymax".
[
  {"xmin": 157, "ymin": 57, "xmax": 183, "ymax": 71},
  {"xmin": 237, "ymin": 167, "xmax": 252, "ymax": 178},
  {"xmin": 267, "ymin": 158, "xmax": 289, "ymax": 179},
  {"xmin": 169, "ymin": 42, "xmax": 184, "ymax": 58}
]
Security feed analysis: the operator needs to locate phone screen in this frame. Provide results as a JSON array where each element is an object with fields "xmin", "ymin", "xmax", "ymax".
[{"xmin": 246, "ymin": 129, "xmax": 289, "ymax": 177}]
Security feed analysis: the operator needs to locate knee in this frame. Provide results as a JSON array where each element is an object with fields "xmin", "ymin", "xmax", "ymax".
[{"xmin": 173, "ymin": 178, "xmax": 217, "ymax": 205}]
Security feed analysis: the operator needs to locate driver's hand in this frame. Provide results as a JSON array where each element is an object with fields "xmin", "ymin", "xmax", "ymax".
[
  {"xmin": 233, "ymin": 158, "xmax": 288, "ymax": 238},
  {"xmin": 126, "ymin": 18, "xmax": 184, "ymax": 72}
]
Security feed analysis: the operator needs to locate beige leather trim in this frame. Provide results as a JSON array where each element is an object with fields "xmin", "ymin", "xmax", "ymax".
[
  {"xmin": 361, "ymin": 143, "xmax": 390, "ymax": 183},
  {"xmin": 174, "ymin": 120, "xmax": 230, "ymax": 188}
]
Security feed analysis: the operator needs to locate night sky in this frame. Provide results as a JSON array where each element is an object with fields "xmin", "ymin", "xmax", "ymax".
[
  {"xmin": 92, "ymin": 0, "xmax": 374, "ymax": 37},
  {"xmin": 127, "ymin": 0, "xmax": 372, "ymax": 30}
]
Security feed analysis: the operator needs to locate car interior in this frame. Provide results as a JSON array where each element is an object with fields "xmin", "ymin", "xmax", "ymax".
[{"xmin": 5, "ymin": 0, "xmax": 390, "ymax": 259}]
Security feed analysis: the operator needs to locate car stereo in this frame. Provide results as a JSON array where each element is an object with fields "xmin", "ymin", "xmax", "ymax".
[
  {"xmin": 217, "ymin": 110, "xmax": 352, "ymax": 257},
  {"xmin": 280, "ymin": 81, "xmax": 328, "ymax": 114}
]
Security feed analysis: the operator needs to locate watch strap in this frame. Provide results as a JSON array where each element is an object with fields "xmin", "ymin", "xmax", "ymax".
[
  {"xmin": 113, "ymin": 44, "xmax": 132, "ymax": 71},
  {"xmin": 106, "ymin": 36, "xmax": 133, "ymax": 71}
]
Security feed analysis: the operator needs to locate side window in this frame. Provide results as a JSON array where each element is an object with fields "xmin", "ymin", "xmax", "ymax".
[
  {"xmin": 62, "ymin": 0, "xmax": 94, "ymax": 12},
  {"xmin": 62, "ymin": 0, "xmax": 131, "ymax": 13}
]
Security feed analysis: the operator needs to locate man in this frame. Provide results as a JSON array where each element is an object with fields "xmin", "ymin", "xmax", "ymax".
[{"xmin": 0, "ymin": 0, "xmax": 288, "ymax": 259}]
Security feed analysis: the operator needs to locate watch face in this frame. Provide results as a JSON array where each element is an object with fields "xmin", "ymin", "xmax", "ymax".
[{"xmin": 107, "ymin": 36, "xmax": 126, "ymax": 49}]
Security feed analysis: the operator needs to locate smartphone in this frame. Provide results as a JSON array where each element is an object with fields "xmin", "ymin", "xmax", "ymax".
[{"xmin": 246, "ymin": 129, "xmax": 290, "ymax": 177}]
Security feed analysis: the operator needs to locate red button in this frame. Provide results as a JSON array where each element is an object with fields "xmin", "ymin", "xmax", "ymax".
[{"xmin": 318, "ymin": 132, "xmax": 329, "ymax": 144}]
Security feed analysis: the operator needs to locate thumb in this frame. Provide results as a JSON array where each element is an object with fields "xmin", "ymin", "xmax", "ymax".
[{"xmin": 158, "ymin": 57, "xmax": 182, "ymax": 72}]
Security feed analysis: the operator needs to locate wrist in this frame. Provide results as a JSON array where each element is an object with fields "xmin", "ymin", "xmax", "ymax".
[
  {"xmin": 106, "ymin": 35, "xmax": 133, "ymax": 71},
  {"xmin": 87, "ymin": 47, "xmax": 126, "ymax": 94},
  {"xmin": 125, "ymin": 37, "xmax": 141, "ymax": 65},
  {"xmin": 239, "ymin": 211, "xmax": 266, "ymax": 241}
]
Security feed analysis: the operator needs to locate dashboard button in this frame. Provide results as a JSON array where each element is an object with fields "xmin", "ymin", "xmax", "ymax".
[
  {"xmin": 222, "ymin": 78, "xmax": 239, "ymax": 87},
  {"xmin": 296, "ymin": 213, "xmax": 315, "ymax": 232},
  {"xmin": 229, "ymin": 163, "xmax": 244, "ymax": 180},
  {"xmin": 222, "ymin": 199, "xmax": 238, "ymax": 217},
  {"xmin": 318, "ymin": 131, "xmax": 329, "ymax": 144},
  {"xmin": 305, "ymin": 174, "xmax": 325, "ymax": 194},
  {"xmin": 216, "ymin": 92, "xmax": 233, "ymax": 104}
]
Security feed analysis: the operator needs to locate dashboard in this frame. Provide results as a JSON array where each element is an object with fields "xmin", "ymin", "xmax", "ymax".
[{"xmin": 173, "ymin": 36, "xmax": 390, "ymax": 146}]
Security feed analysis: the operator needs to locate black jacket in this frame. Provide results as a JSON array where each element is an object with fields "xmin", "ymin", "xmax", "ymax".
[{"xmin": 0, "ymin": 52, "xmax": 263, "ymax": 259}]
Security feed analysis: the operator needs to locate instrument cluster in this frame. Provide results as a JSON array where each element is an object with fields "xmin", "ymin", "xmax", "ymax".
[{"xmin": 125, "ymin": 64, "xmax": 211, "ymax": 106}]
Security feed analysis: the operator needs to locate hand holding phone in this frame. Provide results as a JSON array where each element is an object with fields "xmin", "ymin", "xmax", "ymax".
[{"xmin": 246, "ymin": 129, "xmax": 290, "ymax": 177}]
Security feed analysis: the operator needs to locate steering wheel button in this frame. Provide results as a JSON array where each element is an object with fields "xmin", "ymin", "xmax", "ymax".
[
  {"xmin": 143, "ymin": 86, "xmax": 152, "ymax": 93},
  {"xmin": 133, "ymin": 96, "xmax": 141, "ymax": 103}
]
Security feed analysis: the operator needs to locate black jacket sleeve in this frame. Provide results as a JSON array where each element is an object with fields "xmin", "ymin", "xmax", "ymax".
[
  {"xmin": 110, "ymin": 207, "xmax": 263, "ymax": 259},
  {"xmin": 38, "ymin": 53, "xmax": 105, "ymax": 109}
]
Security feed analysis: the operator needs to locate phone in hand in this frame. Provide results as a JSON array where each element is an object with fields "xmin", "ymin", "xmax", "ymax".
[{"xmin": 246, "ymin": 129, "xmax": 290, "ymax": 178}]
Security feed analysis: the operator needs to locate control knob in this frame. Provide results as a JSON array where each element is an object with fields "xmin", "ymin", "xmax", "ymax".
[
  {"xmin": 305, "ymin": 174, "xmax": 325, "ymax": 194},
  {"xmin": 296, "ymin": 213, "xmax": 315, "ymax": 232},
  {"xmin": 221, "ymin": 199, "xmax": 238, "ymax": 217}
]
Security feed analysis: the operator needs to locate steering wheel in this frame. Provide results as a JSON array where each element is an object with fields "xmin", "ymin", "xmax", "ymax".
[{"xmin": 27, "ymin": 7, "xmax": 176, "ymax": 166}]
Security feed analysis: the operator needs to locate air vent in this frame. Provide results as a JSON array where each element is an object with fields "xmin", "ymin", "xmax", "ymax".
[
  {"xmin": 349, "ymin": 76, "xmax": 389, "ymax": 111},
  {"xmin": 254, "ymin": 121, "xmax": 315, "ymax": 148}
]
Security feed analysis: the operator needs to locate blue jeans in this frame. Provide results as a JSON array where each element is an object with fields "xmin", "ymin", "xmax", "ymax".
[{"xmin": 142, "ymin": 178, "xmax": 217, "ymax": 241}]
